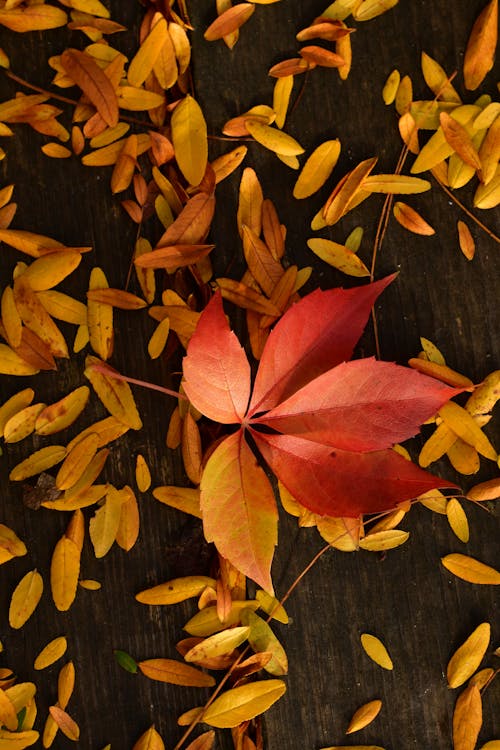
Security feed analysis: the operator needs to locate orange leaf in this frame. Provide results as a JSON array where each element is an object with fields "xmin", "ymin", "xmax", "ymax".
[
  {"xmin": 0, "ymin": 5, "xmax": 67, "ymax": 32},
  {"xmin": 200, "ymin": 430, "xmax": 278, "ymax": 592},
  {"xmin": 138, "ymin": 658, "xmax": 215, "ymax": 687},
  {"xmin": 452, "ymin": 684, "xmax": 482, "ymax": 750},
  {"xmin": 439, "ymin": 112, "xmax": 482, "ymax": 170},
  {"xmin": 299, "ymin": 45, "xmax": 345, "ymax": 67},
  {"xmin": 457, "ymin": 221, "xmax": 475, "ymax": 260},
  {"xmin": 393, "ymin": 202, "xmax": 435, "ymax": 235},
  {"xmin": 134, "ymin": 244, "xmax": 215, "ymax": 271},
  {"xmin": 463, "ymin": 0, "xmax": 498, "ymax": 90},
  {"xmin": 48, "ymin": 706, "xmax": 80, "ymax": 741},
  {"xmin": 61, "ymin": 48, "xmax": 119, "ymax": 126},
  {"xmin": 204, "ymin": 4, "xmax": 255, "ymax": 40}
]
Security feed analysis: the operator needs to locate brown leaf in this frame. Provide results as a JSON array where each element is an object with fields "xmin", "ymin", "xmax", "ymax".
[
  {"xmin": 463, "ymin": 0, "xmax": 498, "ymax": 90},
  {"xmin": 61, "ymin": 49, "xmax": 118, "ymax": 127},
  {"xmin": 300, "ymin": 45, "xmax": 345, "ymax": 68},
  {"xmin": 268, "ymin": 58, "xmax": 312, "ymax": 77},
  {"xmin": 393, "ymin": 202, "xmax": 435, "ymax": 235}
]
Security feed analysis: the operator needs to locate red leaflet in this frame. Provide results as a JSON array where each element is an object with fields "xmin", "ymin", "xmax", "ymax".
[
  {"xmin": 183, "ymin": 292, "xmax": 251, "ymax": 424},
  {"xmin": 200, "ymin": 430, "xmax": 278, "ymax": 592},
  {"xmin": 251, "ymin": 431, "xmax": 452, "ymax": 517},
  {"xmin": 254, "ymin": 358, "xmax": 459, "ymax": 451},
  {"xmin": 248, "ymin": 273, "xmax": 396, "ymax": 415},
  {"xmin": 182, "ymin": 278, "xmax": 459, "ymax": 588}
]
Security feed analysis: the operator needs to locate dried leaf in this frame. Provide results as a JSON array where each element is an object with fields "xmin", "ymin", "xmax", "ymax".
[
  {"xmin": 35, "ymin": 386, "xmax": 89, "ymax": 435},
  {"xmin": 293, "ymin": 140, "xmax": 341, "ymax": 199},
  {"xmin": 463, "ymin": 0, "xmax": 498, "ymax": 90},
  {"xmin": 307, "ymin": 237, "xmax": 370, "ymax": 276},
  {"xmin": 34, "ymin": 637, "xmax": 68, "ymax": 670},
  {"xmin": 9, "ymin": 445, "xmax": 66, "ymax": 481},
  {"xmin": 438, "ymin": 401, "xmax": 497, "ymax": 460},
  {"xmin": 393, "ymin": 202, "xmax": 435, "ymax": 235},
  {"xmin": 202, "ymin": 679, "xmax": 286, "ymax": 728},
  {"xmin": 128, "ymin": 15, "xmax": 168, "ymax": 87},
  {"xmin": 245, "ymin": 120, "xmax": 304, "ymax": 156},
  {"xmin": 87, "ymin": 267, "xmax": 113, "ymax": 360},
  {"xmin": 457, "ymin": 221, "xmax": 475, "ymax": 260},
  {"xmin": 359, "ymin": 529, "xmax": 409, "ymax": 551},
  {"xmin": 447, "ymin": 623, "xmax": 491, "ymax": 688},
  {"xmin": 441, "ymin": 554, "xmax": 500, "ymax": 584},
  {"xmin": 452, "ymin": 684, "xmax": 482, "ymax": 750},
  {"xmin": 360, "ymin": 633, "xmax": 393, "ymax": 670},
  {"xmin": 205, "ymin": 4, "xmax": 255, "ymax": 40},
  {"xmin": 132, "ymin": 726, "xmax": 165, "ymax": 750},
  {"xmin": 138, "ymin": 658, "xmax": 215, "ymax": 687},
  {"xmin": 89, "ymin": 486, "xmax": 125, "ymax": 558},
  {"xmin": 84, "ymin": 355, "xmax": 142, "ymax": 429},
  {"xmin": 446, "ymin": 498, "xmax": 470, "ymax": 543},
  {"xmin": 48, "ymin": 706, "xmax": 80, "ymax": 741},
  {"xmin": 346, "ymin": 700, "xmax": 382, "ymax": 734},
  {"xmin": 9, "ymin": 569, "xmax": 43, "ymax": 629},
  {"xmin": 171, "ymin": 95, "xmax": 208, "ymax": 187},
  {"xmin": 61, "ymin": 48, "xmax": 118, "ymax": 126}
]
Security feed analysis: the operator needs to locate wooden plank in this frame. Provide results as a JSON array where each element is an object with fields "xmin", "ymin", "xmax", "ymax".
[{"xmin": 0, "ymin": 1, "xmax": 498, "ymax": 748}]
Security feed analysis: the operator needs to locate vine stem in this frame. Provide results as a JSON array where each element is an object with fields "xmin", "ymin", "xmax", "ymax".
[{"xmin": 432, "ymin": 172, "xmax": 500, "ymax": 245}]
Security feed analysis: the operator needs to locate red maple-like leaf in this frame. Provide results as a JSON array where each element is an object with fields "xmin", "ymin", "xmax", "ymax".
[{"xmin": 182, "ymin": 280, "xmax": 460, "ymax": 591}]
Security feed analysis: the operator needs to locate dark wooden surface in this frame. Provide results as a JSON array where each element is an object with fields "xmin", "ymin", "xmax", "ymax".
[{"xmin": 0, "ymin": 1, "xmax": 499, "ymax": 748}]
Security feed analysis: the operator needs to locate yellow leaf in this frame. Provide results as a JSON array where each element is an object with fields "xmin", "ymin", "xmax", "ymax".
[
  {"xmin": 152, "ymin": 486, "xmax": 202, "ymax": 518},
  {"xmin": 89, "ymin": 486, "xmax": 125, "ymax": 558},
  {"xmin": 35, "ymin": 386, "xmax": 89, "ymax": 436},
  {"xmin": 346, "ymin": 700, "xmax": 382, "ymax": 734},
  {"xmin": 446, "ymin": 499, "xmax": 470, "ymax": 543},
  {"xmin": 452, "ymin": 684, "xmax": 482, "ymax": 750},
  {"xmin": 79, "ymin": 579, "xmax": 101, "ymax": 590},
  {"xmin": 255, "ymin": 590, "xmax": 289, "ymax": 623},
  {"xmin": 0, "ymin": 388, "xmax": 35, "ymax": 437},
  {"xmin": 184, "ymin": 602, "xmax": 259, "ymax": 637},
  {"xmin": 359, "ymin": 529, "xmax": 409, "ymax": 551},
  {"xmin": 463, "ymin": 0, "xmax": 498, "ymax": 90},
  {"xmin": 82, "ymin": 133, "xmax": 151, "ymax": 166},
  {"xmin": 242, "ymin": 610, "xmax": 288, "ymax": 675},
  {"xmin": 50, "ymin": 536, "xmax": 81, "ymax": 612},
  {"xmin": 353, "ymin": 0, "xmax": 399, "ymax": 21},
  {"xmin": 273, "ymin": 75, "xmax": 293, "ymax": 129},
  {"xmin": 0, "ymin": 524, "xmax": 27, "ymax": 564},
  {"xmin": 37, "ymin": 290, "xmax": 87, "ymax": 325},
  {"xmin": 0, "ymin": 688, "xmax": 18, "ymax": 731},
  {"xmin": 58, "ymin": 661, "xmax": 75, "ymax": 708},
  {"xmin": 0, "ymin": 5, "xmax": 67, "ymax": 32},
  {"xmin": 421, "ymin": 52, "xmax": 461, "ymax": 103},
  {"xmin": 202, "ymin": 679, "xmax": 286, "ymax": 728},
  {"xmin": 115, "ymin": 487, "xmax": 139, "ymax": 552},
  {"xmin": 34, "ymin": 637, "xmax": 68, "ymax": 670},
  {"xmin": 245, "ymin": 120, "xmax": 304, "ymax": 156},
  {"xmin": 409, "ymin": 358, "xmax": 473, "ymax": 389},
  {"xmin": 474, "ymin": 165, "xmax": 500, "ymax": 208},
  {"xmin": 134, "ymin": 454, "xmax": 151, "ymax": 493},
  {"xmin": 66, "ymin": 415, "xmax": 130, "ymax": 451},
  {"xmin": 393, "ymin": 202, "xmax": 435, "ymax": 235},
  {"xmin": 317, "ymin": 516, "xmax": 361, "ymax": 550},
  {"xmin": 323, "ymin": 157, "xmax": 377, "ymax": 225},
  {"xmin": 56, "ymin": 433, "xmax": 99, "ymax": 490},
  {"xmin": 171, "ymin": 95, "xmax": 208, "ymax": 187},
  {"xmin": 148, "ymin": 318, "xmax": 170, "ymax": 360},
  {"xmin": 237, "ymin": 167, "xmax": 264, "ymax": 237},
  {"xmin": 128, "ymin": 15, "xmax": 168, "ymax": 87},
  {"xmin": 184, "ymin": 626, "xmax": 250, "ymax": 663},
  {"xmin": 457, "ymin": 221, "xmax": 475, "ymax": 260},
  {"xmin": 411, "ymin": 105, "xmax": 481, "ymax": 172},
  {"xmin": 87, "ymin": 267, "xmax": 113, "ymax": 361},
  {"xmin": 136, "ymin": 576, "xmax": 216, "ymax": 605},
  {"xmin": 438, "ymin": 401, "xmax": 497, "ymax": 460},
  {"xmin": 1, "ymin": 286, "xmax": 22, "ymax": 348},
  {"xmin": 4, "ymin": 403, "xmax": 45, "ymax": 444},
  {"xmin": 84, "ymin": 355, "xmax": 142, "ymax": 429},
  {"xmin": 293, "ymin": 140, "xmax": 341, "ymax": 199},
  {"xmin": 41, "ymin": 143, "xmax": 72, "ymax": 159},
  {"xmin": 307, "ymin": 238, "xmax": 370, "ymax": 277},
  {"xmin": 48, "ymin": 706, "xmax": 80, "ymax": 741},
  {"xmin": 447, "ymin": 623, "xmax": 491, "ymax": 688},
  {"xmin": 395, "ymin": 74, "xmax": 413, "ymax": 115},
  {"xmin": 360, "ymin": 633, "xmax": 393, "ymax": 670},
  {"xmin": 439, "ymin": 111, "xmax": 482, "ymax": 170},
  {"xmin": 13, "ymin": 277, "xmax": 68, "ymax": 358},
  {"xmin": 441, "ymin": 554, "xmax": 500, "ymax": 584},
  {"xmin": 9, "ymin": 570, "xmax": 43, "ymax": 629},
  {"xmin": 382, "ymin": 68, "xmax": 400, "ymax": 104},
  {"xmin": 479, "ymin": 743, "xmax": 500, "ymax": 749},
  {"xmin": 138, "ymin": 658, "xmax": 215, "ymax": 687},
  {"xmin": 110, "ymin": 134, "xmax": 138, "ymax": 194},
  {"xmin": 0, "ymin": 729, "xmax": 39, "ymax": 748},
  {"xmin": 211, "ymin": 145, "xmax": 248, "ymax": 184},
  {"xmin": 0, "ymin": 228, "xmax": 64, "ymax": 258},
  {"xmin": 9, "ymin": 445, "xmax": 66, "ymax": 482},
  {"xmin": 132, "ymin": 726, "xmax": 165, "ymax": 750},
  {"xmin": 362, "ymin": 174, "xmax": 430, "ymax": 193}
]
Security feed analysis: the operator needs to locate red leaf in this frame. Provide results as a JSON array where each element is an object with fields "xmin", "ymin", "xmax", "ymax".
[
  {"xmin": 251, "ymin": 430, "xmax": 455, "ymax": 517},
  {"xmin": 254, "ymin": 358, "xmax": 460, "ymax": 451},
  {"xmin": 200, "ymin": 430, "xmax": 278, "ymax": 592},
  {"xmin": 183, "ymin": 292, "xmax": 251, "ymax": 424},
  {"xmin": 248, "ymin": 274, "xmax": 396, "ymax": 416}
]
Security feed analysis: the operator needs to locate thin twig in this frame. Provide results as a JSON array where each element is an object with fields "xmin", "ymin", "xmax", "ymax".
[{"xmin": 432, "ymin": 172, "xmax": 500, "ymax": 245}]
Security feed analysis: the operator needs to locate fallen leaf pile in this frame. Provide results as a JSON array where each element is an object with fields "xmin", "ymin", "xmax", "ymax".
[{"xmin": 0, "ymin": 0, "xmax": 499, "ymax": 748}]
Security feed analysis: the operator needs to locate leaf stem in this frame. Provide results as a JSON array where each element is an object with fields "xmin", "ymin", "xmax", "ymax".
[
  {"xmin": 89, "ymin": 363, "xmax": 186, "ymax": 400},
  {"xmin": 432, "ymin": 173, "xmax": 500, "ymax": 245}
]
